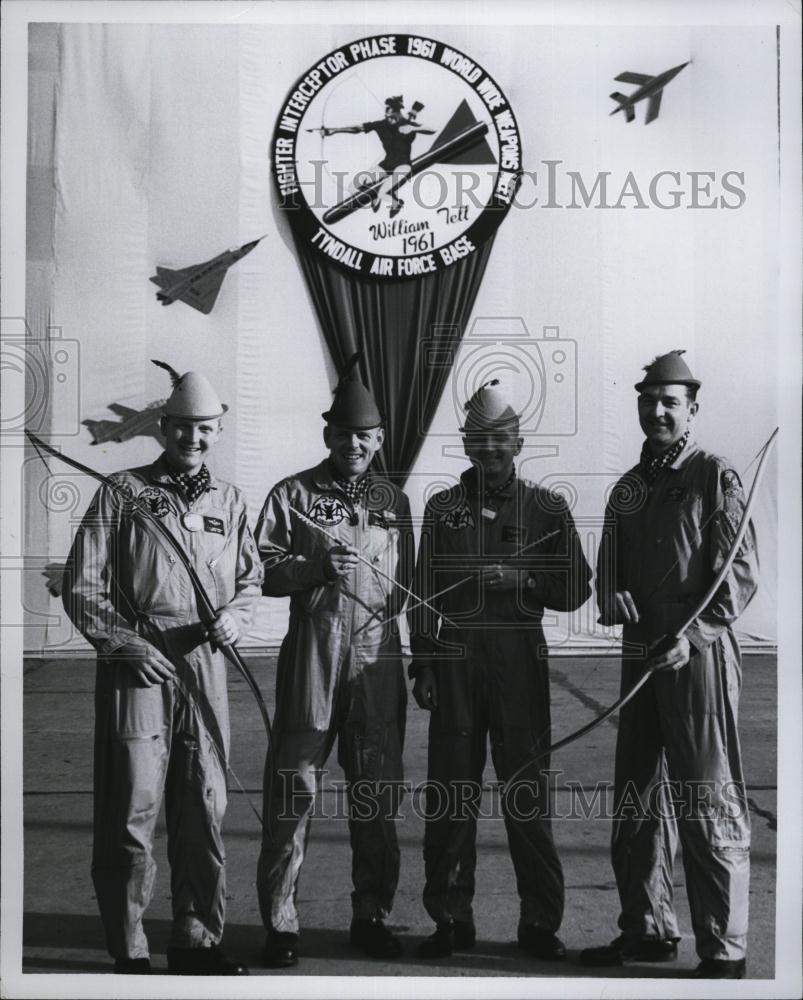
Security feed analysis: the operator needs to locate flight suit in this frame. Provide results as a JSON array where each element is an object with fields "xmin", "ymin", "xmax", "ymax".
[
  {"xmin": 255, "ymin": 460, "xmax": 413, "ymax": 935},
  {"xmin": 62, "ymin": 455, "xmax": 262, "ymax": 961},
  {"xmin": 596, "ymin": 439, "xmax": 759, "ymax": 960},
  {"xmin": 410, "ymin": 467, "xmax": 592, "ymax": 929}
]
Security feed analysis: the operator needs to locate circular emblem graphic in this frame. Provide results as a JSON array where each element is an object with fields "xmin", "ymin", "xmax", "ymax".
[
  {"xmin": 273, "ymin": 34, "xmax": 522, "ymax": 279},
  {"xmin": 308, "ymin": 495, "xmax": 350, "ymax": 527}
]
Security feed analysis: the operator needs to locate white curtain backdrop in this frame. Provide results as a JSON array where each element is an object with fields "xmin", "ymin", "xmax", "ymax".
[{"xmin": 24, "ymin": 22, "xmax": 779, "ymax": 652}]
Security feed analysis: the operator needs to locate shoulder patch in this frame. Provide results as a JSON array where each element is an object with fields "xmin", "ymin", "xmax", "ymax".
[
  {"xmin": 438, "ymin": 501, "xmax": 475, "ymax": 531},
  {"xmin": 721, "ymin": 469, "xmax": 745, "ymax": 530}
]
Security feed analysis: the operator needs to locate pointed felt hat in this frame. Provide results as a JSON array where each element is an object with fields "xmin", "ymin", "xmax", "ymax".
[
  {"xmin": 460, "ymin": 379, "xmax": 520, "ymax": 431},
  {"xmin": 322, "ymin": 352, "xmax": 383, "ymax": 429},
  {"xmin": 634, "ymin": 350, "xmax": 701, "ymax": 392},
  {"xmin": 153, "ymin": 360, "xmax": 228, "ymax": 419}
]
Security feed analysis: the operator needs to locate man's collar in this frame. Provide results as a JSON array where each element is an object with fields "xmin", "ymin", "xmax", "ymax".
[
  {"xmin": 147, "ymin": 453, "xmax": 218, "ymax": 489},
  {"xmin": 312, "ymin": 458, "xmax": 375, "ymax": 493},
  {"xmin": 311, "ymin": 459, "xmax": 338, "ymax": 492},
  {"xmin": 668, "ymin": 435, "xmax": 698, "ymax": 469},
  {"xmin": 460, "ymin": 465, "xmax": 517, "ymax": 497},
  {"xmin": 639, "ymin": 434, "xmax": 697, "ymax": 474}
]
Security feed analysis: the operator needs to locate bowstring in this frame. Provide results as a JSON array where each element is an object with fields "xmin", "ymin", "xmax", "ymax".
[{"xmin": 508, "ymin": 430, "xmax": 776, "ymax": 786}]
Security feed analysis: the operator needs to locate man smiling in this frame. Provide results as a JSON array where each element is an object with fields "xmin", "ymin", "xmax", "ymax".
[
  {"xmin": 410, "ymin": 380, "xmax": 591, "ymax": 960},
  {"xmin": 62, "ymin": 366, "xmax": 262, "ymax": 975},
  {"xmin": 256, "ymin": 356, "xmax": 413, "ymax": 967},
  {"xmin": 581, "ymin": 351, "xmax": 759, "ymax": 978}
]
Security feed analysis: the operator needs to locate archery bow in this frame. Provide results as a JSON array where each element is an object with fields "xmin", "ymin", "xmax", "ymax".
[
  {"xmin": 502, "ymin": 427, "xmax": 778, "ymax": 792},
  {"xmin": 26, "ymin": 431, "xmax": 274, "ymax": 828}
]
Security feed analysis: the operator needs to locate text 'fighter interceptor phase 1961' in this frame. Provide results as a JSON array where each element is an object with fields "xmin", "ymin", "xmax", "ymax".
[
  {"xmin": 609, "ymin": 62, "xmax": 690, "ymax": 124},
  {"xmin": 149, "ymin": 237, "xmax": 265, "ymax": 314}
]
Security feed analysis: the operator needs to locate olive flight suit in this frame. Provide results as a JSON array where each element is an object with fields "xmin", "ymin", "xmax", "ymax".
[{"xmin": 410, "ymin": 467, "xmax": 592, "ymax": 929}]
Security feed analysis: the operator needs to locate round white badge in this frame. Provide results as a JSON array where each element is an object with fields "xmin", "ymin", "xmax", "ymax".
[{"xmin": 182, "ymin": 512, "xmax": 204, "ymax": 532}]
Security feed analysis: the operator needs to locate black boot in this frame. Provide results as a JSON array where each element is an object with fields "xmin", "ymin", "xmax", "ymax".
[
  {"xmin": 113, "ymin": 957, "xmax": 152, "ymax": 974},
  {"xmin": 349, "ymin": 918, "xmax": 403, "ymax": 958},
  {"xmin": 517, "ymin": 925, "xmax": 567, "ymax": 961},
  {"xmin": 418, "ymin": 920, "xmax": 476, "ymax": 958},
  {"xmin": 418, "ymin": 924, "xmax": 455, "ymax": 958},
  {"xmin": 694, "ymin": 957, "xmax": 746, "ymax": 979},
  {"xmin": 579, "ymin": 934, "xmax": 678, "ymax": 967},
  {"xmin": 262, "ymin": 931, "xmax": 299, "ymax": 969},
  {"xmin": 166, "ymin": 944, "xmax": 249, "ymax": 975}
]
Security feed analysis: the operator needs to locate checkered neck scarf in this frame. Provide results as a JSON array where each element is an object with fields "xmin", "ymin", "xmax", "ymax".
[
  {"xmin": 335, "ymin": 472, "xmax": 370, "ymax": 506},
  {"xmin": 640, "ymin": 430, "xmax": 690, "ymax": 484},
  {"xmin": 483, "ymin": 466, "xmax": 517, "ymax": 498},
  {"xmin": 172, "ymin": 463, "xmax": 211, "ymax": 504}
]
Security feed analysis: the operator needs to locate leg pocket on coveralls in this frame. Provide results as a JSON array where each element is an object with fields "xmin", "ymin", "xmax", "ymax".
[
  {"xmin": 176, "ymin": 730, "xmax": 228, "ymax": 838},
  {"xmin": 340, "ymin": 725, "xmax": 384, "ymax": 782},
  {"xmin": 114, "ymin": 671, "xmax": 169, "ymax": 739}
]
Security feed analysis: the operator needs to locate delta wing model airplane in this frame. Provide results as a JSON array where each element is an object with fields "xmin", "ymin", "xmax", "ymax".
[{"xmin": 150, "ymin": 237, "xmax": 265, "ymax": 313}]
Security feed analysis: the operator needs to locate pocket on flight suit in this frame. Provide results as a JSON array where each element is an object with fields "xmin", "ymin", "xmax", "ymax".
[
  {"xmin": 341, "ymin": 724, "xmax": 381, "ymax": 782},
  {"xmin": 103, "ymin": 665, "xmax": 170, "ymax": 827},
  {"xmin": 207, "ymin": 545, "xmax": 236, "ymax": 608},
  {"xmin": 112, "ymin": 665, "xmax": 170, "ymax": 739},
  {"xmin": 176, "ymin": 730, "xmax": 228, "ymax": 839}
]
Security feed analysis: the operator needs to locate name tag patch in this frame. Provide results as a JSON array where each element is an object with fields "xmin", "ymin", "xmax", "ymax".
[
  {"xmin": 502, "ymin": 525, "xmax": 527, "ymax": 545},
  {"xmin": 368, "ymin": 510, "xmax": 395, "ymax": 530},
  {"xmin": 203, "ymin": 515, "xmax": 225, "ymax": 535}
]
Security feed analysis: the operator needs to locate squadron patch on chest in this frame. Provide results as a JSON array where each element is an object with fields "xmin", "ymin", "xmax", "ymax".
[
  {"xmin": 307, "ymin": 495, "xmax": 349, "ymax": 526},
  {"xmin": 439, "ymin": 502, "xmax": 475, "ymax": 531},
  {"xmin": 137, "ymin": 486, "xmax": 171, "ymax": 518}
]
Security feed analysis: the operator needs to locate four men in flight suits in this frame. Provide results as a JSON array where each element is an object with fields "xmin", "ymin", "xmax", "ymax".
[{"xmin": 63, "ymin": 352, "xmax": 760, "ymax": 978}]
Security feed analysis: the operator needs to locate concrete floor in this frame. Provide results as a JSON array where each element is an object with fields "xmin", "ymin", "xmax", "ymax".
[{"xmin": 20, "ymin": 653, "xmax": 777, "ymax": 982}]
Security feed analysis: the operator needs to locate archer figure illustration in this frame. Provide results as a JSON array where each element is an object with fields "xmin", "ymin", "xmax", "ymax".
[{"xmin": 312, "ymin": 96, "xmax": 435, "ymax": 219}]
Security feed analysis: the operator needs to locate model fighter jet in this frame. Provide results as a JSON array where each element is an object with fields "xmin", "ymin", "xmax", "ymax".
[
  {"xmin": 150, "ymin": 236, "xmax": 265, "ymax": 313},
  {"xmin": 83, "ymin": 400, "xmax": 166, "ymax": 445},
  {"xmin": 609, "ymin": 61, "xmax": 689, "ymax": 124},
  {"xmin": 83, "ymin": 360, "xmax": 190, "ymax": 445}
]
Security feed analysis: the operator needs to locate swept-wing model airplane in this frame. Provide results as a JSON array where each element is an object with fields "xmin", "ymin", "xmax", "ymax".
[
  {"xmin": 83, "ymin": 400, "xmax": 166, "ymax": 445},
  {"xmin": 322, "ymin": 101, "xmax": 495, "ymax": 225},
  {"xmin": 149, "ymin": 236, "xmax": 265, "ymax": 313},
  {"xmin": 609, "ymin": 61, "xmax": 689, "ymax": 124}
]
